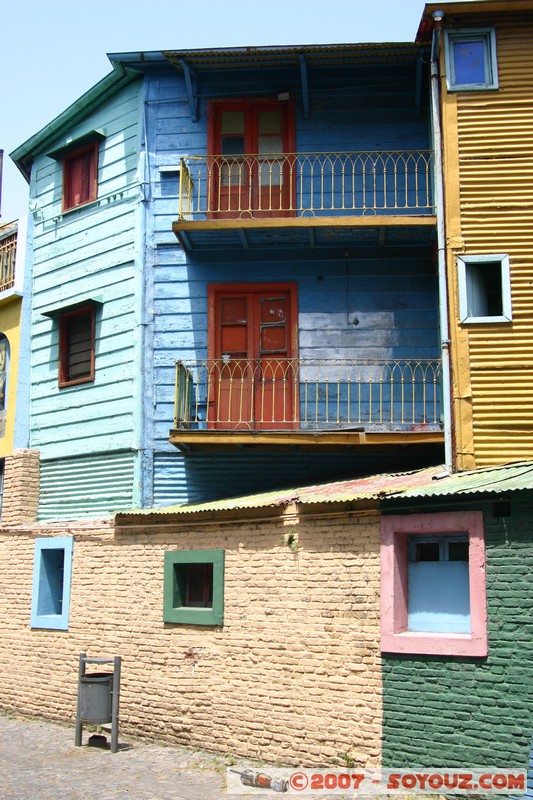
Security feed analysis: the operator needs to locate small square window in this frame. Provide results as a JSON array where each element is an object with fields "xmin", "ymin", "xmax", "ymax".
[
  {"xmin": 62, "ymin": 142, "xmax": 98, "ymax": 211},
  {"xmin": 458, "ymin": 254, "xmax": 512, "ymax": 323},
  {"xmin": 59, "ymin": 305, "xmax": 96, "ymax": 387},
  {"xmin": 444, "ymin": 29, "xmax": 498, "ymax": 91},
  {"xmin": 30, "ymin": 536, "xmax": 74, "ymax": 630},
  {"xmin": 380, "ymin": 511, "xmax": 487, "ymax": 657},
  {"xmin": 163, "ymin": 549, "xmax": 224, "ymax": 626}
]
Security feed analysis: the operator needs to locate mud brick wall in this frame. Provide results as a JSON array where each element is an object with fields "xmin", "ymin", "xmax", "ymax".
[
  {"xmin": 0, "ymin": 505, "xmax": 382, "ymax": 766},
  {"xmin": 2, "ymin": 449, "xmax": 40, "ymax": 525}
]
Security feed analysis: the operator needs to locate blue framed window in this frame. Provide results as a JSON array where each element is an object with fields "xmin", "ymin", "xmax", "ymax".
[
  {"xmin": 444, "ymin": 29, "xmax": 498, "ymax": 91},
  {"xmin": 30, "ymin": 536, "xmax": 73, "ymax": 630}
]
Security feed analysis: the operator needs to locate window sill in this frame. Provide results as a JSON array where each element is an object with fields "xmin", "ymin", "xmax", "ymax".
[
  {"xmin": 164, "ymin": 606, "xmax": 222, "ymax": 626},
  {"xmin": 381, "ymin": 630, "xmax": 487, "ymax": 657},
  {"xmin": 30, "ymin": 615, "xmax": 69, "ymax": 631}
]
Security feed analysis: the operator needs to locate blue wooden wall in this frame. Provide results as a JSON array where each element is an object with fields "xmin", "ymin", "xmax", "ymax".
[
  {"xmin": 26, "ymin": 57, "xmax": 438, "ymax": 515},
  {"xmin": 142, "ymin": 62, "xmax": 438, "ymax": 506}
]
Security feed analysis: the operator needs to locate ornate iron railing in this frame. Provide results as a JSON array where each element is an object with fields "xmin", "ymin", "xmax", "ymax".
[
  {"xmin": 0, "ymin": 232, "xmax": 16, "ymax": 292},
  {"xmin": 173, "ymin": 358, "xmax": 442, "ymax": 432},
  {"xmin": 177, "ymin": 151, "xmax": 434, "ymax": 219}
]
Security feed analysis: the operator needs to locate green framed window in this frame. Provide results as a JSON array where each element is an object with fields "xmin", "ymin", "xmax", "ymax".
[
  {"xmin": 444, "ymin": 29, "xmax": 498, "ymax": 92},
  {"xmin": 164, "ymin": 549, "xmax": 224, "ymax": 626}
]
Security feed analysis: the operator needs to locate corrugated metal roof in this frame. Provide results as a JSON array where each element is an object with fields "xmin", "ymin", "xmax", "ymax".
[
  {"xmin": 161, "ymin": 42, "xmax": 427, "ymax": 72},
  {"xmin": 395, "ymin": 460, "xmax": 533, "ymax": 500},
  {"xmin": 116, "ymin": 460, "xmax": 533, "ymax": 521},
  {"xmin": 116, "ymin": 465, "xmax": 445, "ymax": 519}
]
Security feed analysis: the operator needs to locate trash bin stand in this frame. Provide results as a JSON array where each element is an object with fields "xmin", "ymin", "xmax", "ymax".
[{"xmin": 75, "ymin": 653, "xmax": 121, "ymax": 753}]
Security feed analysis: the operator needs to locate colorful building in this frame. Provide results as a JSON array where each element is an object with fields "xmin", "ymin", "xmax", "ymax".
[
  {"xmin": 11, "ymin": 41, "xmax": 444, "ymax": 519},
  {"xmin": 1, "ymin": 0, "xmax": 533, "ymax": 781}
]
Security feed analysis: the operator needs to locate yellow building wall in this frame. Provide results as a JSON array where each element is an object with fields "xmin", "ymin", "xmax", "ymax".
[
  {"xmin": 0, "ymin": 297, "xmax": 23, "ymax": 458},
  {"xmin": 441, "ymin": 14, "xmax": 533, "ymax": 469}
]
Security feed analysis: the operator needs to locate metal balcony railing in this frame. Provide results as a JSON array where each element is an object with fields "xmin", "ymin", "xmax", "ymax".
[
  {"xmin": 0, "ymin": 232, "xmax": 16, "ymax": 292},
  {"xmin": 173, "ymin": 358, "xmax": 442, "ymax": 432},
  {"xmin": 177, "ymin": 151, "xmax": 434, "ymax": 219}
]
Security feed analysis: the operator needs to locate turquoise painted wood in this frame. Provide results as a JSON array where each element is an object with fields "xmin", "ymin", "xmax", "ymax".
[{"xmin": 29, "ymin": 80, "xmax": 142, "ymax": 463}]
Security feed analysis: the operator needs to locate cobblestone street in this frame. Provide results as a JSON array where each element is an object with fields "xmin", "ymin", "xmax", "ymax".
[{"xmin": 0, "ymin": 713, "xmax": 233, "ymax": 799}]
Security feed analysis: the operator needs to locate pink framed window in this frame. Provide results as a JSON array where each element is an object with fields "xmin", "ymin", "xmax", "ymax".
[{"xmin": 380, "ymin": 510, "xmax": 488, "ymax": 657}]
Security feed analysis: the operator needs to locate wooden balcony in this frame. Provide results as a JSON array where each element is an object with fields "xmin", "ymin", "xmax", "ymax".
[
  {"xmin": 172, "ymin": 150, "xmax": 436, "ymax": 252},
  {"xmin": 0, "ymin": 230, "xmax": 16, "ymax": 293},
  {"xmin": 169, "ymin": 357, "xmax": 444, "ymax": 451}
]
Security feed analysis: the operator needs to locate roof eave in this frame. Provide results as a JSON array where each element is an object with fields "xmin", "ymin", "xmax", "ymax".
[{"xmin": 10, "ymin": 64, "xmax": 140, "ymax": 183}]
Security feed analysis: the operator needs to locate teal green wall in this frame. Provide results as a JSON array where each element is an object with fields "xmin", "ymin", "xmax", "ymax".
[{"xmin": 382, "ymin": 495, "xmax": 533, "ymax": 770}]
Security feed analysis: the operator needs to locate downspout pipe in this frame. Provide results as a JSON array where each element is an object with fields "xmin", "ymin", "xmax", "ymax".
[{"xmin": 430, "ymin": 15, "xmax": 453, "ymax": 472}]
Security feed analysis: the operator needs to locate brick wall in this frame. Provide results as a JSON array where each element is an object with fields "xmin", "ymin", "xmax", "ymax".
[
  {"xmin": 2, "ymin": 449, "xmax": 40, "ymax": 525},
  {"xmin": 381, "ymin": 496, "xmax": 533, "ymax": 770},
  {"xmin": 0, "ymin": 505, "xmax": 382, "ymax": 766}
]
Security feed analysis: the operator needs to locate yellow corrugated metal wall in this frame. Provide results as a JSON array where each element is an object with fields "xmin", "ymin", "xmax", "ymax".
[{"xmin": 442, "ymin": 14, "xmax": 533, "ymax": 469}]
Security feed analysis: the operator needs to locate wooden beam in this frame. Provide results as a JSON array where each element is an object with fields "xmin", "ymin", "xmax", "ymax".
[
  {"xmin": 173, "ymin": 215, "xmax": 436, "ymax": 235},
  {"xmin": 169, "ymin": 429, "xmax": 444, "ymax": 451}
]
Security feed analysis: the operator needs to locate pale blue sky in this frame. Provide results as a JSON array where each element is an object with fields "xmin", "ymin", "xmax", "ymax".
[{"xmin": 2, "ymin": 0, "xmax": 433, "ymax": 223}]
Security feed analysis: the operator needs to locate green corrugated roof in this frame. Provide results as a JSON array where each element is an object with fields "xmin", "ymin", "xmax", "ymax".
[
  {"xmin": 115, "ymin": 461, "xmax": 533, "ymax": 522},
  {"xmin": 393, "ymin": 460, "xmax": 533, "ymax": 500}
]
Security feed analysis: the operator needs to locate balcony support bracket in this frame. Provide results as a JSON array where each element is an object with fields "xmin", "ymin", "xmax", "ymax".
[
  {"xmin": 179, "ymin": 59, "xmax": 198, "ymax": 122},
  {"xmin": 299, "ymin": 56, "xmax": 310, "ymax": 119}
]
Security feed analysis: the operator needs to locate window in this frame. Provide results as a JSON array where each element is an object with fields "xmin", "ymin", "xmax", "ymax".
[
  {"xmin": 408, "ymin": 535, "xmax": 470, "ymax": 633},
  {"xmin": 458, "ymin": 254, "xmax": 511, "ymax": 323},
  {"xmin": 163, "ymin": 549, "xmax": 224, "ymax": 625},
  {"xmin": 59, "ymin": 304, "xmax": 96, "ymax": 387},
  {"xmin": 30, "ymin": 536, "xmax": 74, "ymax": 630},
  {"xmin": 0, "ymin": 334, "xmax": 10, "ymax": 437},
  {"xmin": 444, "ymin": 29, "xmax": 498, "ymax": 91},
  {"xmin": 62, "ymin": 141, "xmax": 99, "ymax": 211},
  {"xmin": 380, "ymin": 511, "xmax": 487, "ymax": 656}
]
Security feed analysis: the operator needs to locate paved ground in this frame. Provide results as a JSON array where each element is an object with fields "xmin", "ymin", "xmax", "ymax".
[{"xmin": 0, "ymin": 712, "xmax": 238, "ymax": 799}]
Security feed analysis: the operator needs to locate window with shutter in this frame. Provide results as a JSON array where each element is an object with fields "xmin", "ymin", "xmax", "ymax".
[
  {"xmin": 58, "ymin": 305, "xmax": 96, "ymax": 387},
  {"xmin": 62, "ymin": 142, "xmax": 99, "ymax": 211}
]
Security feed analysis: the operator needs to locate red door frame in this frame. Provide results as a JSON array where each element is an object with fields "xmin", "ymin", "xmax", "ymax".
[
  {"xmin": 207, "ymin": 282, "xmax": 299, "ymax": 429},
  {"xmin": 207, "ymin": 98, "xmax": 296, "ymax": 218}
]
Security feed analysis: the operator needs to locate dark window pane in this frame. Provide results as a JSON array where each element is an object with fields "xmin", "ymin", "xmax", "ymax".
[
  {"xmin": 185, "ymin": 563, "xmax": 213, "ymax": 607},
  {"xmin": 415, "ymin": 541, "xmax": 441, "ymax": 562},
  {"xmin": 449, "ymin": 540, "xmax": 469, "ymax": 562}
]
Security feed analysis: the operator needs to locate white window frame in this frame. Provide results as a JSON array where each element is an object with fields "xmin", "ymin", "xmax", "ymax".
[
  {"xmin": 444, "ymin": 28, "xmax": 499, "ymax": 92},
  {"xmin": 458, "ymin": 254, "xmax": 512, "ymax": 324}
]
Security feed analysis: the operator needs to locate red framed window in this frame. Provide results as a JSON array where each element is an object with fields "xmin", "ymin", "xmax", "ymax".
[
  {"xmin": 207, "ymin": 98, "xmax": 295, "ymax": 218},
  {"xmin": 58, "ymin": 305, "xmax": 96, "ymax": 388},
  {"xmin": 62, "ymin": 142, "xmax": 99, "ymax": 211}
]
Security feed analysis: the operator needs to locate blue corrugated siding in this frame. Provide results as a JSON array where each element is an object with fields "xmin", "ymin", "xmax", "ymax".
[{"xmin": 39, "ymin": 451, "xmax": 136, "ymax": 519}]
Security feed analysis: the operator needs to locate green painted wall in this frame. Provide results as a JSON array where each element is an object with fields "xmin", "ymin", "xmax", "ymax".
[{"xmin": 382, "ymin": 495, "xmax": 533, "ymax": 770}]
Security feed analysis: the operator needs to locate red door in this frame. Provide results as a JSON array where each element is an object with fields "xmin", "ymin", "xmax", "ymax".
[
  {"xmin": 208, "ymin": 283, "xmax": 298, "ymax": 429},
  {"xmin": 208, "ymin": 100, "xmax": 295, "ymax": 218}
]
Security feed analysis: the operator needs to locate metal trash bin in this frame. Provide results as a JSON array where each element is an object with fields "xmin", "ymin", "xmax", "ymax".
[
  {"xmin": 75, "ymin": 654, "xmax": 121, "ymax": 752},
  {"xmin": 79, "ymin": 672, "xmax": 113, "ymax": 724}
]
